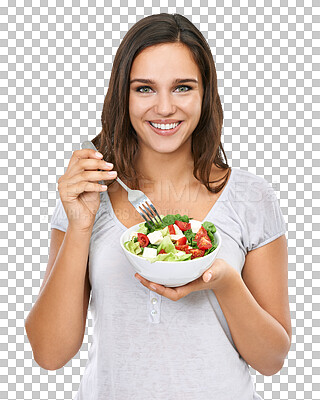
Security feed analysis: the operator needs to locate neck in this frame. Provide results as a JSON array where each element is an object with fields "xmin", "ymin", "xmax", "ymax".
[{"xmin": 134, "ymin": 144, "xmax": 198, "ymax": 192}]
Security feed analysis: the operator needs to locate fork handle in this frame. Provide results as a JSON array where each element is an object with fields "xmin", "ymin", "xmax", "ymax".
[
  {"xmin": 81, "ymin": 140, "xmax": 98, "ymax": 151},
  {"xmin": 81, "ymin": 140, "xmax": 104, "ymax": 184},
  {"xmin": 115, "ymin": 177, "xmax": 131, "ymax": 193}
]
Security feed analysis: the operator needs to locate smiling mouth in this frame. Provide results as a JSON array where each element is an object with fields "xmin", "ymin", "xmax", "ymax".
[
  {"xmin": 148, "ymin": 121, "xmax": 182, "ymax": 129},
  {"xmin": 147, "ymin": 120, "xmax": 183, "ymax": 136}
]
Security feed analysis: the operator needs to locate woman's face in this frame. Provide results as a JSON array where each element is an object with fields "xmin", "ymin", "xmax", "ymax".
[{"xmin": 129, "ymin": 42, "xmax": 204, "ymax": 154}]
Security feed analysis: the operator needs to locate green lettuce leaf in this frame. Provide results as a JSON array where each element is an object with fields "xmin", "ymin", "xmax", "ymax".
[
  {"xmin": 202, "ymin": 221, "xmax": 216, "ymax": 234},
  {"xmin": 184, "ymin": 229, "xmax": 196, "ymax": 244},
  {"xmin": 144, "ymin": 251, "xmax": 192, "ymax": 263},
  {"xmin": 160, "ymin": 226, "xmax": 170, "ymax": 237},
  {"xmin": 124, "ymin": 240, "xmax": 142, "ymax": 255},
  {"xmin": 207, "ymin": 230, "xmax": 215, "ymax": 243},
  {"xmin": 156, "ymin": 235, "xmax": 176, "ymax": 254},
  {"xmin": 204, "ymin": 243, "xmax": 218, "ymax": 256},
  {"xmin": 137, "ymin": 223, "xmax": 148, "ymax": 234}
]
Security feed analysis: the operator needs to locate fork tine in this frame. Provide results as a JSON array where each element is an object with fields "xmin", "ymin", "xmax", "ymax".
[
  {"xmin": 142, "ymin": 202, "xmax": 162, "ymax": 225},
  {"xmin": 140, "ymin": 202, "xmax": 161, "ymax": 226},
  {"xmin": 137, "ymin": 209, "xmax": 156, "ymax": 230},
  {"xmin": 146, "ymin": 202, "xmax": 163, "ymax": 224},
  {"xmin": 139, "ymin": 203, "xmax": 157, "ymax": 228}
]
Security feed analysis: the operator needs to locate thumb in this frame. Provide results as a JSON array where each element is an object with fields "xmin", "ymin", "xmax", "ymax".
[
  {"xmin": 202, "ymin": 258, "xmax": 224, "ymax": 283},
  {"xmin": 203, "ymin": 267, "xmax": 216, "ymax": 283},
  {"xmin": 203, "ymin": 271, "xmax": 213, "ymax": 283}
]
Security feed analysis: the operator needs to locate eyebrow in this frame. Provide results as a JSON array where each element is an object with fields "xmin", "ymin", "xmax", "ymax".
[{"xmin": 129, "ymin": 78, "xmax": 198, "ymax": 85}]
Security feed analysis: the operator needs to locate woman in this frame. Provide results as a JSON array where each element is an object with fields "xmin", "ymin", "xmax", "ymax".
[{"xmin": 25, "ymin": 13, "xmax": 291, "ymax": 399}]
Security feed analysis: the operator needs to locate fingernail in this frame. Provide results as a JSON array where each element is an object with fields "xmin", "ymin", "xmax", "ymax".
[
  {"xmin": 205, "ymin": 272, "xmax": 212, "ymax": 282},
  {"xmin": 150, "ymin": 284, "xmax": 157, "ymax": 291},
  {"xmin": 95, "ymin": 152, "xmax": 103, "ymax": 158},
  {"xmin": 105, "ymin": 161, "xmax": 113, "ymax": 167}
]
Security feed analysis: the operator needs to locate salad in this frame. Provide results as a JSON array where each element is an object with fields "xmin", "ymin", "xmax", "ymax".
[{"xmin": 123, "ymin": 213, "xmax": 218, "ymax": 263}]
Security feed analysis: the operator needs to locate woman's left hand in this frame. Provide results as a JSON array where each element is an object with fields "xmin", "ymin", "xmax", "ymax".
[{"xmin": 134, "ymin": 258, "xmax": 235, "ymax": 301}]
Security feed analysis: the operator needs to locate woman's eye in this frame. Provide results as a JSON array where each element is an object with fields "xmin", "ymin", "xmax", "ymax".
[
  {"xmin": 136, "ymin": 85, "xmax": 192, "ymax": 93},
  {"xmin": 175, "ymin": 85, "xmax": 191, "ymax": 92},
  {"xmin": 137, "ymin": 86, "xmax": 152, "ymax": 93}
]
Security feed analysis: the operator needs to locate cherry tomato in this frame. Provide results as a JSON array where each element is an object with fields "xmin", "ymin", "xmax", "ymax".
[
  {"xmin": 190, "ymin": 248, "xmax": 205, "ymax": 259},
  {"xmin": 137, "ymin": 233, "xmax": 149, "ymax": 247},
  {"xmin": 194, "ymin": 226, "xmax": 209, "ymax": 242},
  {"xmin": 175, "ymin": 244, "xmax": 190, "ymax": 253},
  {"xmin": 175, "ymin": 220, "xmax": 191, "ymax": 231},
  {"xmin": 197, "ymin": 236, "xmax": 212, "ymax": 250},
  {"xmin": 175, "ymin": 236, "xmax": 187, "ymax": 245}
]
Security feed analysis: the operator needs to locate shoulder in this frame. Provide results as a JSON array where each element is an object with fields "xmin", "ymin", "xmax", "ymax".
[
  {"xmin": 231, "ymin": 167, "xmax": 268, "ymax": 186},
  {"xmin": 229, "ymin": 168, "xmax": 274, "ymax": 202},
  {"xmin": 228, "ymin": 168, "xmax": 286, "ymax": 253}
]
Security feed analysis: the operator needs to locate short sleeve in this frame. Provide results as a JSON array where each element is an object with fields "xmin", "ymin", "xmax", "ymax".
[
  {"xmin": 245, "ymin": 178, "xmax": 287, "ymax": 252},
  {"xmin": 50, "ymin": 197, "xmax": 69, "ymax": 232}
]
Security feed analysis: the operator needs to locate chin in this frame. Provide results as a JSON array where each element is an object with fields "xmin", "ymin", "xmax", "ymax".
[{"xmin": 153, "ymin": 141, "xmax": 188, "ymax": 154}]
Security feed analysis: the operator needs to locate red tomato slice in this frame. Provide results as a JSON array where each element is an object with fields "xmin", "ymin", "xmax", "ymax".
[
  {"xmin": 137, "ymin": 233, "xmax": 149, "ymax": 247},
  {"xmin": 175, "ymin": 220, "xmax": 191, "ymax": 231},
  {"xmin": 197, "ymin": 236, "xmax": 212, "ymax": 250},
  {"xmin": 175, "ymin": 244, "xmax": 190, "ymax": 253},
  {"xmin": 158, "ymin": 249, "xmax": 166, "ymax": 254},
  {"xmin": 194, "ymin": 226, "xmax": 208, "ymax": 242},
  {"xmin": 168, "ymin": 224, "xmax": 176, "ymax": 234},
  {"xmin": 175, "ymin": 236, "xmax": 187, "ymax": 245},
  {"xmin": 190, "ymin": 248, "xmax": 205, "ymax": 259}
]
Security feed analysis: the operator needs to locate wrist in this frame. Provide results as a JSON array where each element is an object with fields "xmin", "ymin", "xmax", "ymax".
[{"xmin": 66, "ymin": 224, "xmax": 94, "ymax": 237}]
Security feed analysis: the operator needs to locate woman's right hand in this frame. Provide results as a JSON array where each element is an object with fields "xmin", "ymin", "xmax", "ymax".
[{"xmin": 58, "ymin": 149, "xmax": 117, "ymax": 232}]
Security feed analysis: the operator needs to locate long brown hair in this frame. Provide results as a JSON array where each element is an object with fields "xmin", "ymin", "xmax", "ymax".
[{"xmin": 92, "ymin": 13, "xmax": 231, "ymax": 193}]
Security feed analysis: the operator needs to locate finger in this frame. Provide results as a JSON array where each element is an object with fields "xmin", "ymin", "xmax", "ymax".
[
  {"xmin": 135, "ymin": 274, "xmax": 187, "ymax": 301},
  {"xmin": 66, "ymin": 158, "xmax": 114, "ymax": 179},
  {"xmin": 66, "ymin": 170, "xmax": 117, "ymax": 185},
  {"xmin": 68, "ymin": 148, "xmax": 104, "ymax": 170},
  {"xmin": 60, "ymin": 180, "xmax": 107, "ymax": 199}
]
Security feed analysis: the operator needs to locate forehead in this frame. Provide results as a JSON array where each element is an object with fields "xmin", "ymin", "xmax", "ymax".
[{"xmin": 130, "ymin": 43, "xmax": 201, "ymax": 79}]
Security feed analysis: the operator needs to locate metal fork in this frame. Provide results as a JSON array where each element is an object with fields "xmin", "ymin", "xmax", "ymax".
[{"xmin": 81, "ymin": 141, "xmax": 163, "ymax": 229}]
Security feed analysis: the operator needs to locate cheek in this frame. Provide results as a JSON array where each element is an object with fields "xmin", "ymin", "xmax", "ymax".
[
  {"xmin": 129, "ymin": 100, "xmax": 148, "ymax": 120},
  {"xmin": 179, "ymin": 95, "xmax": 202, "ymax": 115}
]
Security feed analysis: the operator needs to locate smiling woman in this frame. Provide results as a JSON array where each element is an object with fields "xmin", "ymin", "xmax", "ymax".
[{"xmin": 25, "ymin": 12, "xmax": 290, "ymax": 400}]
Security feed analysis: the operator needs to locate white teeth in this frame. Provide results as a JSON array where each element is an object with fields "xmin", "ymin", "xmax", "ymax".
[{"xmin": 150, "ymin": 122, "xmax": 180, "ymax": 130}]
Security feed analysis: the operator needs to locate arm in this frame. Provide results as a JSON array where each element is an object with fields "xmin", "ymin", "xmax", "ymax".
[
  {"xmin": 25, "ymin": 226, "xmax": 92, "ymax": 370},
  {"xmin": 25, "ymin": 147, "xmax": 115, "ymax": 370},
  {"xmin": 214, "ymin": 234, "xmax": 291, "ymax": 376}
]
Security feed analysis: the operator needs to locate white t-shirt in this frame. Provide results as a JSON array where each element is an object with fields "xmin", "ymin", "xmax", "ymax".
[{"xmin": 50, "ymin": 167, "xmax": 287, "ymax": 400}]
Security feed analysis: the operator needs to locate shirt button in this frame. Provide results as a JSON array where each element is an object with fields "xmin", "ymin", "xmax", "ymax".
[
  {"xmin": 151, "ymin": 310, "xmax": 157, "ymax": 316},
  {"xmin": 151, "ymin": 298, "xmax": 158, "ymax": 304}
]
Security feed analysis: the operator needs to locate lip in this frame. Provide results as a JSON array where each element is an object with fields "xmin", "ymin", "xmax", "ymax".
[
  {"xmin": 147, "ymin": 121, "xmax": 183, "ymax": 136},
  {"xmin": 149, "ymin": 119, "xmax": 181, "ymax": 124}
]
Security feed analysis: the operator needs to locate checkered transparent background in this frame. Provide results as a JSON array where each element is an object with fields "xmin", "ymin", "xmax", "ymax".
[{"xmin": 1, "ymin": 1, "xmax": 319, "ymax": 399}]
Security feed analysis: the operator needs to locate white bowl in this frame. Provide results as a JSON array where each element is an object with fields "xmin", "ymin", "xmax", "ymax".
[{"xmin": 120, "ymin": 223, "xmax": 222, "ymax": 287}]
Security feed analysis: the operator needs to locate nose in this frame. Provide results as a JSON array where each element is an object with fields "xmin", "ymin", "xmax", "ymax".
[{"xmin": 154, "ymin": 91, "xmax": 177, "ymax": 116}]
